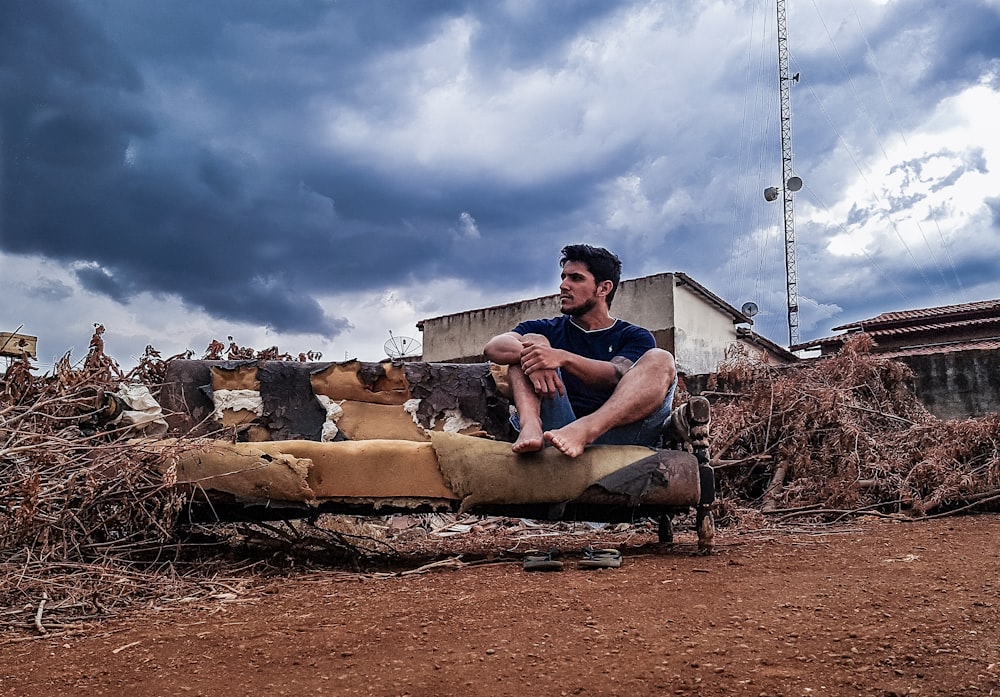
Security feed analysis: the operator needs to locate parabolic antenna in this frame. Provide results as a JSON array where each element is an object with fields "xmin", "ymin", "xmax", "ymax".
[
  {"xmin": 786, "ymin": 176, "xmax": 803, "ymax": 192},
  {"xmin": 741, "ymin": 301, "xmax": 759, "ymax": 318},
  {"xmin": 384, "ymin": 331, "xmax": 422, "ymax": 359},
  {"xmin": 763, "ymin": 186, "xmax": 779, "ymax": 202}
]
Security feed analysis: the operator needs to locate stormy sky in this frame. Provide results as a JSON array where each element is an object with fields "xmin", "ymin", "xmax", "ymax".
[{"xmin": 2, "ymin": 0, "xmax": 999, "ymax": 368}]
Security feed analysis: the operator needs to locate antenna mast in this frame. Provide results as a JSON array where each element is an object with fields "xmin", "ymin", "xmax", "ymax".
[{"xmin": 776, "ymin": 0, "xmax": 799, "ymax": 346}]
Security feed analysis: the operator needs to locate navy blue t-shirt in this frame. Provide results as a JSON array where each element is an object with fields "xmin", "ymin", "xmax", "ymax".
[{"xmin": 512, "ymin": 316, "xmax": 655, "ymax": 417}]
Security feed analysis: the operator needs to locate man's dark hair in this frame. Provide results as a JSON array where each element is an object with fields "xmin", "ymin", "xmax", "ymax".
[{"xmin": 560, "ymin": 244, "xmax": 623, "ymax": 308}]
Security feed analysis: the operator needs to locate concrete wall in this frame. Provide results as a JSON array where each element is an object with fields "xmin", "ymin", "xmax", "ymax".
[
  {"xmin": 420, "ymin": 296, "xmax": 561, "ymax": 363},
  {"xmin": 418, "ymin": 272, "xmax": 782, "ymax": 374},
  {"xmin": 610, "ymin": 273, "xmax": 677, "ymax": 332},
  {"xmin": 421, "ymin": 273, "xmax": 693, "ymax": 363},
  {"xmin": 673, "ymin": 283, "xmax": 746, "ymax": 375},
  {"xmin": 900, "ymin": 349, "xmax": 1000, "ymax": 420}
]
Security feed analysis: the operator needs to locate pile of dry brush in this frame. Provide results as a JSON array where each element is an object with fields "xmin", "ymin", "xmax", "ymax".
[
  {"xmin": 0, "ymin": 328, "xmax": 335, "ymax": 636},
  {"xmin": 3, "ymin": 327, "xmax": 1000, "ymax": 634},
  {"xmin": 706, "ymin": 334, "xmax": 1000, "ymax": 521}
]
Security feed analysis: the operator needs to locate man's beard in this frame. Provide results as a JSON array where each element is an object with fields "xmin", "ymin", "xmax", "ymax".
[{"xmin": 562, "ymin": 297, "xmax": 597, "ymax": 317}]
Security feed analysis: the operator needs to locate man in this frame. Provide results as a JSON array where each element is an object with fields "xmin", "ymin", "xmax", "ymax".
[{"xmin": 484, "ymin": 244, "xmax": 677, "ymax": 458}]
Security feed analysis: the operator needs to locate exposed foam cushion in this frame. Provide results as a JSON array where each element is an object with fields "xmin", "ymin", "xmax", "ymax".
[
  {"xmin": 336, "ymin": 400, "xmax": 430, "ymax": 442},
  {"xmin": 310, "ymin": 361, "xmax": 411, "ymax": 405},
  {"xmin": 211, "ymin": 364, "xmax": 260, "ymax": 391},
  {"xmin": 258, "ymin": 439, "xmax": 454, "ymax": 499}
]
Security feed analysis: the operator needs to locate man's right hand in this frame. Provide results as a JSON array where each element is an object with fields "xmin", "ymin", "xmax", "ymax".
[
  {"xmin": 483, "ymin": 331, "xmax": 565, "ymax": 397},
  {"xmin": 518, "ymin": 335, "xmax": 565, "ymax": 397},
  {"xmin": 525, "ymin": 366, "xmax": 564, "ymax": 398}
]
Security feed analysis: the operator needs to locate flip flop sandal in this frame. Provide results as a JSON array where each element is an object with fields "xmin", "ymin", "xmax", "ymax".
[
  {"xmin": 523, "ymin": 549, "xmax": 564, "ymax": 572},
  {"xmin": 578, "ymin": 547, "xmax": 622, "ymax": 569}
]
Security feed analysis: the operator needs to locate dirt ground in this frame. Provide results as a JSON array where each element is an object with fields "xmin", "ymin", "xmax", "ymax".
[{"xmin": 2, "ymin": 514, "xmax": 999, "ymax": 697}]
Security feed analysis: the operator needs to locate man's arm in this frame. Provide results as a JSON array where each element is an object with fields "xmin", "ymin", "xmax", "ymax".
[
  {"xmin": 522, "ymin": 324, "xmax": 656, "ymax": 391},
  {"xmin": 483, "ymin": 331, "xmax": 527, "ymax": 365},
  {"xmin": 517, "ymin": 335, "xmax": 627, "ymax": 392},
  {"xmin": 484, "ymin": 332, "xmax": 566, "ymax": 398}
]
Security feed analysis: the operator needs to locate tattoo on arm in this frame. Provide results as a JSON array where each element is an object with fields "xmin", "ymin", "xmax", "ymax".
[{"xmin": 610, "ymin": 356, "xmax": 633, "ymax": 381}]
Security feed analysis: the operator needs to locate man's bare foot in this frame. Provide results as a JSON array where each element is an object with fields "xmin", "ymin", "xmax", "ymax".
[
  {"xmin": 543, "ymin": 422, "xmax": 592, "ymax": 458},
  {"xmin": 512, "ymin": 423, "xmax": 545, "ymax": 453}
]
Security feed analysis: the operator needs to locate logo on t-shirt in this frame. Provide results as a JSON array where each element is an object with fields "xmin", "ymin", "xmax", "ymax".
[{"xmin": 608, "ymin": 345, "xmax": 614, "ymax": 353}]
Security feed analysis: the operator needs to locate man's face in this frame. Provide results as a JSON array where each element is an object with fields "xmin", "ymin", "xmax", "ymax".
[{"xmin": 559, "ymin": 261, "xmax": 604, "ymax": 316}]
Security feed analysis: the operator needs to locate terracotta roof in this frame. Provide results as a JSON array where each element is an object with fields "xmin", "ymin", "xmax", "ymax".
[
  {"xmin": 878, "ymin": 337, "xmax": 1000, "ymax": 358},
  {"xmin": 862, "ymin": 315, "xmax": 1000, "ymax": 338},
  {"xmin": 736, "ymin": 327, "xmax": 798, "ymax": 362},
  {"xmin": 831, "ymin": 298, "xmax": 1000, "ymax": 331},
  {"xmin": 793, "ymin": 298, "xmax": 1000, "ymax": 353}
]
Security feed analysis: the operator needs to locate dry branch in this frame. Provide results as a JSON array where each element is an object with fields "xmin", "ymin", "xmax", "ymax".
[
  {"xmin": 0, "ymin": 329, "xmax": 363, "ymax": 636},
  {"xmin": 5, "ymin": 325, "xmax": 1000, "ymax": 634},
  {"xmin": 707, "ymin": 335, "xmax": 1000, "ymax": 520}
]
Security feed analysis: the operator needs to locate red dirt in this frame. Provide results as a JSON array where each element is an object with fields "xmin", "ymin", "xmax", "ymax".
[{"xmin": 2, "ymin": 515, "xmax": 999, "ymax": 697}]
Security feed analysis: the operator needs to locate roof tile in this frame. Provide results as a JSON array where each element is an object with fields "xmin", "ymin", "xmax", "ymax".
[{"xmin": 831, "ymin": 298, "xmax": 1000, "ymax": 331}]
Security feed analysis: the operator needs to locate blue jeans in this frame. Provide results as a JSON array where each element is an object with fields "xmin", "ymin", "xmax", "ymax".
[{"xmin": 511, "ymin": 376, "xmax": 677, "ymax": 448}]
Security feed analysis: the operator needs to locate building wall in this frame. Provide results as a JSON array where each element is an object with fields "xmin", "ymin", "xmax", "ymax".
[
  {"xmin": 610, "ymin": 273, "xmax": 677, "ymax": 332},
  {"xmin": 420, "ymin": 274, "xmax": 687, "ymax": 362},
  {"xmin": 418, "ymin": 273, "xmax": 753, "ymax": 370},
  {"xmin": 672, "ymin": 282, "xmax": 745, "ymax": 374},
  {"xmin": 900, "ymin": 349, "xmax": 1000, "ymax": 419},
  {"xmin": 420, "ymin": 296, "xmax": 561, "ymax": 363}
]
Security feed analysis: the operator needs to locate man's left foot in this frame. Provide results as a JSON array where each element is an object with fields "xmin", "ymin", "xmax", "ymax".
[{"xmin": 543, "ymin": 422, "xmax": 591, "ymax": 458}]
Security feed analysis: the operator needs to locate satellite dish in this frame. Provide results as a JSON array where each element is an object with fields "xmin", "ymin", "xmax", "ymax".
[
  {"xmin": 384, "ymin": 331, "xmax": 422, "ymax": 359},
  {"xmin": 741, "ymin": 301, "xmax": 759, "ymax": 318},
  {"xmin": 786, "ymin": 176, "xmax": 803, "ymax": 192},
  {"xmin": 763, "ymin": 186, "xmax": 779, "ymax": 202}
]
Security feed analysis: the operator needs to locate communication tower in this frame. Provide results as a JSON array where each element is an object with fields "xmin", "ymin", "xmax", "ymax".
[{"xmin": 763, "ymin": 0, "xmax": 803, "ymax": 346}]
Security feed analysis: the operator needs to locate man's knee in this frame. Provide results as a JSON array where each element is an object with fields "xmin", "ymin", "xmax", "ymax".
[{"xmin": 634, "ymin": 348, "xmax": 676, "ymax": 377}]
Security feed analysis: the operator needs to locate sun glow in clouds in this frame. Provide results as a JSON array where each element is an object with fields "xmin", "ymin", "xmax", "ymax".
[{"xmin": 824, "ymin": 82, "xmax": 1000, "ymax": 260}]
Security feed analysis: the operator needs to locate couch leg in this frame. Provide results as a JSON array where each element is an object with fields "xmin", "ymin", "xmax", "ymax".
[
  {"xmin": 657, "ymin": 515, "xmax": 674, "ymax": 544},
  {"xmin": 696, "ymin": 505, "xmax": 715, "ymax": 554}
]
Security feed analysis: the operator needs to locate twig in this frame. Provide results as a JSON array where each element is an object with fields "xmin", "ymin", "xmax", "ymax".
[
  {"xmin": 905, "ymin": 491, "xmax": 1000, "ymax": 521},
  {"xmin": 34, "ymin": 592, "xmax": 48, "ymax": 635},
  {"xmin": 112, "ymin": 640, "xmax": 142, "ymax": 654},
  {"xmin": 761, "ymin": 503, "xmax": 824, "ymax": 515},
  {"xmin": 842, "ymin": 402, "xmax": 916, "ymax": 426},
  {"xmin": 776, "ymin": 508, "xmax": 900, "ymax": 522},
  {"xmin": 711, "ymin": 454, "xmax": 772, "ymax": 469}
]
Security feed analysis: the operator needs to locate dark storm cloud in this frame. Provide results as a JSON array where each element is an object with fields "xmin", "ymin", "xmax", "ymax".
[
  {"xmin": 903, "ymin": 1, "xmax": 1000, "ymax": 87},
  {"xmin": 2, "ymin": 0, "xmax": 998, "ymax": 353},
  {"xmin": 464, "ymin": 1, "xmax": 622, "ymax": 69},
  {"xmin": 0, "ymin": 0, "xmax": 634, "ymax": 338},
  {"xmin": 73, "ymin": 264, "xmax": 133, "ymax": 303},
  {"xmin": 897, "ymin": 254, "xmax": 998, "ymax": 296},
  {"xmin": 987, "ymin": 197, "xmax": 1000, "ymax": 229},
  {"xmin": 790, "ymin": 1, "xmax": 999, "ymax": 102}
]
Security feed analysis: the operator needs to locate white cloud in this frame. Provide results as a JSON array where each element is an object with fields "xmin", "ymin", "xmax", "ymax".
[
  {"xmin": 1, "ymin": 250, "xmax": 560, "ymax": 371},
  {"xmin": 321, "ymin": 2, "xmax": 755, "ymax": 186},
  {"xmin": 457, "ymin": 211, "xmax": 480, "ymax": 239},
  {"xmin": 821, "ymin": 82, "xmax": 1000, "ymax": 263},
  {"xmin": 2, "ymin": 253, "xmax": 325, "ymax": 369},
  {"xmin": 318, "ymin": 276, "xmax": 551, "ymax": 362}
]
